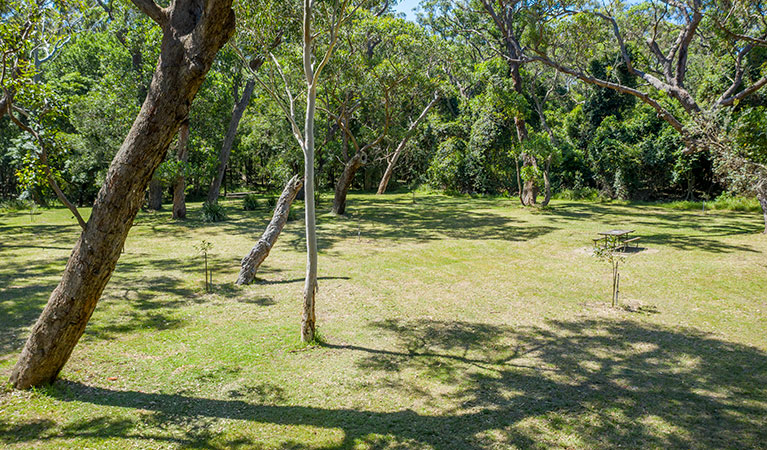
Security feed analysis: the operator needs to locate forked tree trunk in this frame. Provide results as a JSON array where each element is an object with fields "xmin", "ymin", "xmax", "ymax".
[
  {"xmin": 236, "ymin": 175, "xmax": 303, "ymax": 285},
  {"xmin": 207, "ymin": 79, "xmax": 256, "ymax": 203},
  {"xmin": 172, "ymin": 121, "xmax": 190, "ymax": 219},
  {"xmin": 332, "ymin": 152, "xmax": 366, "ymax": 215},
  {"xmin": 9, "ymin": 0, "xmax": 235, "ymax": 389},
  {"xmin": 148, "ymin": 177, "xmax": 163, "ymax": 210},
  {"xmin": 377, "ymin": 94, "xmax": 439, "ymax": 195}
]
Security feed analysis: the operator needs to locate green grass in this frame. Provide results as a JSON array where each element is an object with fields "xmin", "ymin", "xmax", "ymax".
[{"xmin": 1, "ymin": 192, "xmax": 766, "ymax": 449}]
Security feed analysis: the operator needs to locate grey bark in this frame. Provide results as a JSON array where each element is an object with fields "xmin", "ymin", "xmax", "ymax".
[
  {"xmin": 758, "ymin": 189, "xmax": 767, "ymax": 234},
  {"xmin": 236, "ymin": 175, "xmax": 303, "ymax": 285},
  {"xmin": 148, "ymin": 177, "xmax": 163, "ymax": 210},
  {"xmin": 332, "ymin": 152, "xmax": 366, "ymax": 215},
  {"xmin": 207, "ymin": 79, "xmax": 256, "ymax": 203},
  {"xmin": 172, "ymin": 121, "xmax": 190, "ymax": 219},
  {"xmin": 377, "ymin": 94, "xmax": 439, "ymax": 195},
  {"xmin": 541, "ymin": 155, "xmax": 552, "ymax": 207},
  {"xmin": 9, "ymin": 0, "xmax": 235, "ymax": 389}
]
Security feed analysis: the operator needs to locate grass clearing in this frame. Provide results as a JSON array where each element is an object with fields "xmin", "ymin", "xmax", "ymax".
[{"xmin": 1, "ymin": 192, "xmax": 766, "ymax": 449}]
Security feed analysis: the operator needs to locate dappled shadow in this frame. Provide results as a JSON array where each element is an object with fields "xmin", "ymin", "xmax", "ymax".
[
  {"xmin": 4, "ymin": 318, "xmax": 764, "ymax": 449},
  {"xmin": 255, "ymin": 276, "xmax": 350, "ymax": 285},
  {"xmin": 280, "ymin": 196, "xmax": 558, "ymax": 252},
  {"xmin": 0, "ymin": 257, "xmax": 68, "ymax": 357},
  {"xmin": 541, "ymin": 201, "xmax": 760, "ymax": 253}
]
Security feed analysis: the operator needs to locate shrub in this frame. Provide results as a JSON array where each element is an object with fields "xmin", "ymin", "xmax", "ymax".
[
  {"xmin": 287, "ymin": 207, "xmax": 299, "ymax": 222},
  {"xmin": 555, "ymin": 187, "xmax": 599, "ymax": 201},
  {"xmin": 0, "ymin": 198, "xmax": 35, "ymax": 212},
  {"xmin": 243, "ymin": 194, "xmax": 259, "ymax": 211},
  {"xmin": 201, "ymin": 201, "xmax": 227, "ymax": 222},
  {"xmin": 265, "ymin": 196, "xmax": 277, "ymax": 210}
]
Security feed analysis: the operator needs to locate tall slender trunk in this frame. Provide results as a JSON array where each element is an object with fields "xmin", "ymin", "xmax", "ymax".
[
  {"xmin": 236, "ymin": 175, "xmax": 303, "ymax": 285},
  {"xmin": 207, "ymin": 79, "xmax": 256, "ymax": 203},
  {"xmin": 332, "ymin": 152, "xmax": 365, "ymax": 215},
  {"xmin": 302, "ymin": 84, "xmax": 318, "ymax": 342},
  {"xmin": 515, "ymin": 156, "xmax": 522, "ymax": 202},
  {"xmin": 172, "ymin": 121, "xmax": 190, "ymax": 219},
  {"xmin": 377, "ymin": 94, "xmax": 439, "ymax": 195},
  {"xmin": 300, "ymin": 0, "xmax": 318, "ymax": 342},
  {"xmin": 9, "ymin": 0, "xmax": 235, "ymax": 389}
]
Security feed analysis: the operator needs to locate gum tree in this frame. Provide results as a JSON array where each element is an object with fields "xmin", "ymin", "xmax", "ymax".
[{"xmin": 9, "ymin": 0, "xmax": 236, "ymax": 389}]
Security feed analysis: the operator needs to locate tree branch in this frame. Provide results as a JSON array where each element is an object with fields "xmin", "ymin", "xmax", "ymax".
[
  {"xmin": 130, "ymin": 0, "xmax": 166, "ymax": 26},
  {"xmin": 8, "ymin": 105, "xmax": 87, "ymax": 230}
]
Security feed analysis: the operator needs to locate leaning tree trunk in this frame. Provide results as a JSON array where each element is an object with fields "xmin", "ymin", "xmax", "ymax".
[
  {"xmin": 236, "ymin": 175, "xmax": 303, "ymax": 285},
  {"xmin": 9, "ymin": 0, "xmax": 235, "ymax": 390},
  {"xmin": 207, "ymin": 79, "xmax": 256, "ymax": 203},
  {"xmin": 332, "ymin": 152, "xmax": 366, "ymax": 215},
  {"xmin": 172, "ymin": 121, "xmax": 190, "ymax": 219},
  {"xmin": 148, "ymin": 176, "xmax": 163, "ymax": 210},
  {"xmin": 377, "ymin": 94, "xmax": 439, "ymax": 195}
]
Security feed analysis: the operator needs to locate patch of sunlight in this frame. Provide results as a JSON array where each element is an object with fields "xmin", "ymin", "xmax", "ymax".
[
  {"xmin": 579, "ymin": 360, "xmax": 602, "ymax": 373},
  {"xmin": 639, "ymin": 414, "xmax": 688, "ymax": 440},
  {"xmin": 630, "ymin": 341, "xmax": 659, "ymax": 354}
]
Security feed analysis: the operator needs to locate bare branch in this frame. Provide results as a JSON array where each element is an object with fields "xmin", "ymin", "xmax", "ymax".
[{"xmin": 130, "ymin": 0, "xmax": 166, "ymax": 26}]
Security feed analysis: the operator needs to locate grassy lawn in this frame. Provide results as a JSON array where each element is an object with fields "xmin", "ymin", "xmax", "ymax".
[{"xmin": 1, "ymin": 192, "xmax": 766, "ymax": 449}]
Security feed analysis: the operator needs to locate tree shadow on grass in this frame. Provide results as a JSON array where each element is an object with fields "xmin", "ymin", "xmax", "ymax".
[
  {"xmin": 541, "ymin": 202, "xmax": 760, "ymax": 253},
  {"xmin": 4, "ymin": 318, "xmax": 765, "ymax": 449},
  {"xmin": 0, "ymin": 258, "xmax": 68, "ymax": 358}
]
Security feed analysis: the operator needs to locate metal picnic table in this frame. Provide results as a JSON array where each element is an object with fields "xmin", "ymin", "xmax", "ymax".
[{"xmin": 594, "ymin": 229, "xmax": 639, "ymax": 251}]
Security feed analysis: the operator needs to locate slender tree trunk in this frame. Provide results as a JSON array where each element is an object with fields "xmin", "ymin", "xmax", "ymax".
[
  {"xmin": 172, "ymin": 121, "xmax": 190, "ymax": 219},
  {"xmin": 207, "ymin": 79, "xmax": 256, "ymax": 203},
  {"xmin": 332, "ymin": 152, "xmax": 365, "ymax": 215},
  {"xmin": 9, "ymin": 0, "xmax": 235, "ymax": 389},
  {"xmin": 758, "ymin": 189, "xmax": 767, "ymax": 234},
  {"xmin": 148, "ymin": 177, "xmax": 163, "ymax": 210},
  {"xmin": 302, "ymin": 84, "xmax": 318, "ymax": 342},
  {"xmin": 377, "ymin": 94, "xmax": 439, "ymax": 195},
  {"xmin": 236, "ymin": 175, "xmax": 303, "ymax": 285},
  {"xmin": 541, "ymin": 155, "xmax": 552, "ymax": 207},
  {"xmin": 515, "ymin": 156, "xmax": 522, "ymax": 202}
]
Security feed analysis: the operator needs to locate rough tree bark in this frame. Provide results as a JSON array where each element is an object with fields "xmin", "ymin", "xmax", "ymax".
[
  {"xmin": 207, "ymin": 79, "xmax": 256, "ymax": 203},
  {"xmin": 147, "ymin": 177, "xmax": 163, "ymax": 210},
  {"xmin": 236, "ymin": 175, "xmax": 303, "ymax": 285},
  {"xmin": 9, "ymin": 0, "xmax": 235, "ymax": 389},
  {"xmin": 332, "ymin": 152, "xmax": 366, "ymax": 215},
  {"xmin": 172, "ymin": 121, "xmax": 190, "ymax": 219},
  {"xmin": 377, "ymin": 93, "xmax": 439, "ymax": 195}
]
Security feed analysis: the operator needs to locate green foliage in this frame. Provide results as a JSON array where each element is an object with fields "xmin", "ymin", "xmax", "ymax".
[
  {"xmin": 201, "ymin": 201, "xmax": 227, "ymax": 222},
  {"xmin": 554, "ymin": 187, "xmax": 599, "ymax": 201},
  {"xmin": 242, "ymin": 194, "xmax": 260, "ymax": 211}
]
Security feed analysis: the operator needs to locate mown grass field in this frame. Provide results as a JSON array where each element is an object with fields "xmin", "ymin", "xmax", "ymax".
[{"xmin": 1, "ymin": 192, "xmax": 766, "ymax": 449}]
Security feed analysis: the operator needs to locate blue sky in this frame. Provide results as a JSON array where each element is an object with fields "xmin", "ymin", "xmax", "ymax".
[
  {"xmin": 392, "ymin": 0, "xmax": 421, "ymax": 21},
  {"xmin": 393, "ymin": 0, "xmax": 645, "ymax": 22}
]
